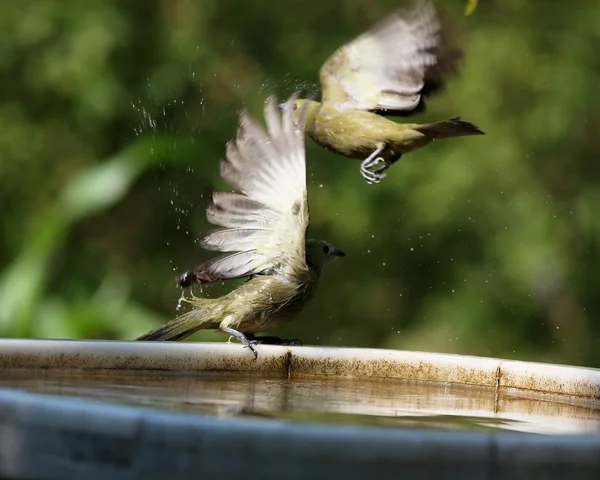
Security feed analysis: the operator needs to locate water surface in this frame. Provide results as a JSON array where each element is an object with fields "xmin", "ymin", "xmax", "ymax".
[{"xmin": 2, "ymin": 369, "xmax": 598, "ymax": 434}]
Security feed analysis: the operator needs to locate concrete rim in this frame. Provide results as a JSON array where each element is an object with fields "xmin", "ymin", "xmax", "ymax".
[{"xmin": 0, "ymin": 339, "xmax": 599, "ymax": 399}]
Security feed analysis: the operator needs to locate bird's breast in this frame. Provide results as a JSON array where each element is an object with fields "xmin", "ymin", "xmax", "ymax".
[
  {"xmin": 225, "ymin": 275, "xmax": 316, "ymax": 334},
  {"xmin": 311, "ymin": 110, "xmax": 399, "ymax": 160}
]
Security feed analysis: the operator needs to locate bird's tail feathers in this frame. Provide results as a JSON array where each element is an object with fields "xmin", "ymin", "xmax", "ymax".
[
  {"xmin": 416, "ymin": 117, "xmax": 485, "ymax": 139},
  {"xmin": 135, "ymin": 305, "xmax": 211, "ymax": 342}
]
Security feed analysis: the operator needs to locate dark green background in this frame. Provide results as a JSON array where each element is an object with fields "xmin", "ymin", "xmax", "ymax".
[{"xmin": 2, "ymin": 0, "xmax": 599, "ymax": 367}]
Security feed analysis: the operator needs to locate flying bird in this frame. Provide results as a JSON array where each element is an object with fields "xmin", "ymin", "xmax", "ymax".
[
  {"xmin": 136, "ymin": 95, "xmax": 345, "ymax": 359},
  {"xmin": 288, "ymin": 0, "xmax": 484, "ymax": 184}
]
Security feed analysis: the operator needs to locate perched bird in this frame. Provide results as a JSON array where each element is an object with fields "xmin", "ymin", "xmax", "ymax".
[
  {"xmin": 287, "ymin": 0, "xmax": 484, "ymax": 184},
  {"xmin": 136, "ymin": 95, "xmax": 345, "ymax": 359}
]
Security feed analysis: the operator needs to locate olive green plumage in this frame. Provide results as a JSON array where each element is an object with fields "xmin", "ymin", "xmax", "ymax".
[
  {"xmin": 290, "ymin": 0, "xmax": 484, "ymax": 184},
  {"xmin": 136, "ymin": 95, "xmax": 344, "ymax": 359}
]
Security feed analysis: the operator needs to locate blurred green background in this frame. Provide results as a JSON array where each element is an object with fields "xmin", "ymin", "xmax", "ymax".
[{"xmin": 2, "ymin": 0, "xmax": 600, "ymax": 367}]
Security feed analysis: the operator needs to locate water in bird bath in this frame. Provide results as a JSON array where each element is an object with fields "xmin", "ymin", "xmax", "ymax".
[{"xmin": 1, "ymin": 369, "xmax": 598, "ymax": 435}]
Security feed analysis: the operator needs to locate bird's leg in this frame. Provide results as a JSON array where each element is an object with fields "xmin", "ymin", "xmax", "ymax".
[
  {"xmin": 372, "ymin": 154, "xmax": 402, "ymax": 175},
  {"xmin": 176, "ymin": 291, "xmax": 187, "ymax": 311},
  {"xmin": 247, "ymin": 334, "xmax": 303, "ymax": 346},
  {"xmin": 222, "ymin": 327, "xmax": 258, "ymax": 360},
  {"xmin": 360, "ymin": 146, "xmax": 388, "ymax": 184},
  {"xmin": 178, "ymin": 287, "xmax": 200, "ymax": 309}
]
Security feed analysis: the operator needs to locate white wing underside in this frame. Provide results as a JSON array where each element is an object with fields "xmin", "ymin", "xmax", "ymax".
[
  {"xmin": 197, "ymin": 95, "xmax": 309, "ymax": 281},
  {"xmin": 320, "ymin": 0, "xmax": 441, "ymax": 112}
]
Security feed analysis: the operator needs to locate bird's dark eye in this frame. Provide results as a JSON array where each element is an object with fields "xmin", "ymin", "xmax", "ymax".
[
  {"xmin": 322, "ymin": 245, "xmax": 330, "ymax": 254},
  {"xmin": 292, "ymin": 103, "xmax": 298, "ymax": 111}
]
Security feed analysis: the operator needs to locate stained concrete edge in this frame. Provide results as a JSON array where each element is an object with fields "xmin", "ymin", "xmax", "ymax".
[
  {"xmin": 288, "ymin": 346, "xmax": 501, "ymax": 386},
  {"xmin": 0, "ymin": 388, "xmax": 600, "ymax": 480},
  {"xmin": 499, "ymin": 359, "xmax": 600, "ymax": 398},
  {"xmin": 0, "ymin": 339, "xmax": 598, "ymax": 399}
]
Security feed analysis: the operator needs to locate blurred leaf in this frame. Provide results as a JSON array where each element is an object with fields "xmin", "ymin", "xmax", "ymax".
[
  {"xmin": 465, "ymin": 0, "xmax": 479, "ymax": 17},
  {"xmin": 60, "ymin": 155, "xmax": 142, "ymax": 222}
]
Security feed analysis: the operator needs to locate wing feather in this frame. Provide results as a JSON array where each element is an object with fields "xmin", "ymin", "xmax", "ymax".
[
  {"xmin": 201, "ymin": 228, "xmax": 272, "ymax": 252},
  {"xmin": 187, "ymin": 94, "xmax": 309, "ymax": 284},
  {"xmin": 320, "ymin": 0, "xmax": 459, "ymax": 114},
  {"xmin": 205, "ymin": 192, "xmax": 276, "ymax": 229},
  {"xmin": 195, "ymin": 250, "xmax": 268, "ymax": 283}
]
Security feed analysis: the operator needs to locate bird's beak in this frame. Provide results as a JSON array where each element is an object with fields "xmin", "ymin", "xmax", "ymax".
[
  {"xmin": 330, "ymin": 247, "xmax": 346, "ymax": 258},
  {"xmin": 277, "ymin": 103, "xmax": 285, "ymax": 111}
]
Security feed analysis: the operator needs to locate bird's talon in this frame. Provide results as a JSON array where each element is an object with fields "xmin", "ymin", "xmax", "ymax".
[
  {"xmin": 373, "ymin": 164, "xmax": 390, "ymax": 176},
  {"xmin": 360, "ymin": 156, "xmax": 388, "ymax": 184},
  {"xmin": 361, "ymin": 170, "xmax": 384, "ymax": 184},
  {"xmin": 362, "ymin": 156, "xmax": 386, "ymax": 169},
  {"xmin": 242, "ymin": 340, "xmax": 258, "ymax": 360},
  {"xmin": 240, "ymin": 338, "xmax": 259, "ymax": 360},
  {"xmin": 246, "ymin": 343, "xmax": 258, "ymax": 360}
]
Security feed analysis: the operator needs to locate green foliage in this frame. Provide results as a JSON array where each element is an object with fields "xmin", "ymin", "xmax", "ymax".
[
  {"xmin": 2, "ymin": 0, "xmax": 600, "ymax": 366},
  {"xmin": 465, "ymin": 0, "xmax": 479, "ymax": 16}
]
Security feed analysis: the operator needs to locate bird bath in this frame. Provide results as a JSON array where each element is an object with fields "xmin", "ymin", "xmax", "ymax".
[{"xmin": 0, "ymin": 339, "xmax": 599, "ymax": 479}]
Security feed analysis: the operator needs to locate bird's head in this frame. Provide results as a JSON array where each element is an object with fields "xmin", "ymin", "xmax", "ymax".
[
  {"xmin": 305, "ymin": 238, "xmax": 345, "ymax": 273},
  {"xmin": 279, "ymin": 98, "xmax": 321, "ymax": 132}
]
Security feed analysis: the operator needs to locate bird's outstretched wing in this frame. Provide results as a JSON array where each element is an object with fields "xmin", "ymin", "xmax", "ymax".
[
  {"xmin": 319, "ymin": 0, "xmax": 459, "ymax": 115},
  {"xmin": 189, "ymin": 94, "xmax": 309, "ymax": 283}
]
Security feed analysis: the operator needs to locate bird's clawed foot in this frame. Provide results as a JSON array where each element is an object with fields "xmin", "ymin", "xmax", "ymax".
[
  {"xmin": 177, "ymin": 288, "xmax": 200, "ymax": 311},
  {"xmin": 223, "ymin": 327, "xmax": 259, "ymax": 360},
  {"xmin": 360, "ymin": 150, "xmax": 400, "ymax": 184},
  {"xmin": 247, "ymin": 334, "xmax": 303, "ymax": 346},
  {"xmin": 241, "ymin": 339, "xmax": 259, "ymax": 360},
  {"xmin": 360, "ymin": 146, "xmax": 388, "ymax": 184},
  {"xmin": 360, "ymin": 157, "xmax": 387, "ymax": 184}
]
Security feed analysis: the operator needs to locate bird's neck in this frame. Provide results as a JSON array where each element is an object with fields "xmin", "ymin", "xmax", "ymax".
[
  {"xmin": 298, "ymin": 263, "xmax": 322, "ymax": 303},
  {"xmin": 305, "ymin": 258, "xmax": 324, "ymax": 282},
  {"xmin": 303, "ymin": 102, "xmax": 322, "ymax": 133}
]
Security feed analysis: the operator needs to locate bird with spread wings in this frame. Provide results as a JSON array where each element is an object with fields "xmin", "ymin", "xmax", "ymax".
[
  {"xmin": 136, "ymin": 95, "xmax": 344, "ymax": 359},
  {"xmin": 289, "ymin": 0, "xmax": 484, "ymax": 184}
]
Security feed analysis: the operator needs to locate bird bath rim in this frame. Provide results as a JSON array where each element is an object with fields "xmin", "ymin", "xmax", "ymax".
[{"xmin": 0, "ymin": 338, "xmax": 598, "ymax": 401}]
